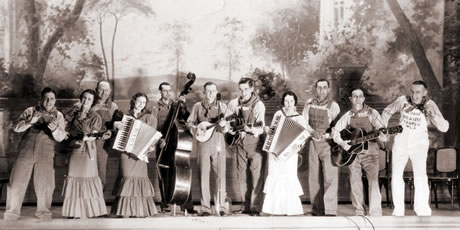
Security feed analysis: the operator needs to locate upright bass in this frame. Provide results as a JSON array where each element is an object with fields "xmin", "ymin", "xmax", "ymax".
[{"xmin": 156, "ymin": 73, "xmax": 195, "ymax": 207}]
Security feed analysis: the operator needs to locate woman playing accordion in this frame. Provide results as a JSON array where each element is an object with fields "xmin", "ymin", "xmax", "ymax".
[{"xmin": 262, "ymin": 91, "xmax": 310, "ymax": 216}]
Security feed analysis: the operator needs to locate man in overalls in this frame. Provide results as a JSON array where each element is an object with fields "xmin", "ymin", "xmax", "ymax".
[
  {"xmin": 154, "ymin": 82, "xmax": 195, "ymax": 214},
  {"xmin": 226, "ymin": 77, "xmax": 266, "ymax": 216},
  {"xmin": 187, "ymin": 82, "xmax": 229, "ymax": 216},
  {"xmin": 332, "ymin": 88, "xmax": 386, "ymax": 216},
  {"xmin": 4, "ymin": 87, "xmax": 67, "ymax": 220},
  {"xmin": 381, "ymin": 80, "xmax": 449, "ymax": 216},
  {"xmin": 302, "ymin": 79, "xmax": 340, "ymax": 216},
  {"xmin": 92, "ymin": 80, "xmax": 118, "ymax": 189}
]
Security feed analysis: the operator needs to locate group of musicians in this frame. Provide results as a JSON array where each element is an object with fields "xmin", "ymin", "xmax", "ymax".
[{"xmin": 2, "ymin": 76, "xmax": 449, "ymax": 220}]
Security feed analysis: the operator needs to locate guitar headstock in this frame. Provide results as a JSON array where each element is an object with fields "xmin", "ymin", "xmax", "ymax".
[{"xmin": 381, "ymin": 125, "xmax": 403, "ymax": 135}]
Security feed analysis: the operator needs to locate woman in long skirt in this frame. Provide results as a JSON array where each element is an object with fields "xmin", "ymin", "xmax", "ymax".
[
  {"xmin": 262, "ymin": 91, "xmax": 310, "ymax": 215},
  {"xmin": 62, "ymin": 89, "xmax": 107, "ymax": 218},
  {"xmin": 110, "ymin": 92, "xmax": 158, "ymax": 217}
]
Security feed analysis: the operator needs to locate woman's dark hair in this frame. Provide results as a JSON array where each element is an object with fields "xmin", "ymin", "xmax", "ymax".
[
  {"xmin": 40, "ymin": 87, "xmax": 56, "ymax": 98},
  {"xmin": 281, "ymin": 90, "xmax": 298, "ymax": 106},
  {"xmin": 130, "ymin": 92, "xmax": 149, "ymax": 111},
  {"xmin": 80, "ymin": 89, "xmax": 97, "ymax": 107}
]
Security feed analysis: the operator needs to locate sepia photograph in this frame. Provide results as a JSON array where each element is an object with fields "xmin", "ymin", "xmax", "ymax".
[{"xmin": 0, "ymin": 0, "xmax": 458, "ymax": 229}]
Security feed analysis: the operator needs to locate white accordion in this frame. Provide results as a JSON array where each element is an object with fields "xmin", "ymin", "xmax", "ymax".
[
  {"xmin": 263, "ymin": 113, "xmax": 309, "ymax": 160},
  {"xmin": 113, "ymin": 115, "xmax": 162, "ymax": 162}
]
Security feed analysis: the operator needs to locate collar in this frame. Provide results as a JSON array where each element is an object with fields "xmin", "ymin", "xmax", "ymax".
[
  {"xmin": 405, "ymin": 95, "xmax": 429, "ymax": 113},
  {"xmin": 311, "ymin": 95, "xmax": 330, "ymax": 107},
  {"xmin": 158, "ymin": 98, "xmax": 172, "ymax": 108},
  {"xmin": 350, "ymin": 104, "xmax": 371, "ymax": 117},
  {"xmin": 238, "ymin": 93, "xmax": 260, "ymax": 107}
]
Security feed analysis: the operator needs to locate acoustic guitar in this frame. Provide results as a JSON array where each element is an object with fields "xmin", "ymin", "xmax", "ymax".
[
  {"xmin": 331, "ymin": 125, "xmax": 403, "ymax": 166},
  {"xmin": 224, "ymin": 121, "xmax": 264, "ymax": 146}
]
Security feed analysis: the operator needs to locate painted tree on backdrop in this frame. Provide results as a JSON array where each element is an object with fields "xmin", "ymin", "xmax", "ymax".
[
  {"xmin": 252, "ymin": 0, "xmax": 320, "ymax": 80},
  {"xmin": 441, "ymin": 0, "xmax": 459, "ymax": 147},
  {"xmin": 87, "ymin": 0, "xmax": 154, "ymax": 100},
  {"xmin": 12, "ymin": 0, "xmax": 86, "ymax": 97},
  {"xmin": 160, "ymin": 20, "xmax": 191, "ymax": 95},
  {"xmin": 214, "ymin": 17, "xmax": 245, "ymax": 90},
  {"xmin": 385, "ymin": 0, "xmax": 442, "ymax": 99}
]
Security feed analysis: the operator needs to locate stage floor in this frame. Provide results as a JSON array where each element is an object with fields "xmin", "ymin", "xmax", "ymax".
[{"xmin": 1, "ymin": 203, "xmax": 459, "ymax": 229}]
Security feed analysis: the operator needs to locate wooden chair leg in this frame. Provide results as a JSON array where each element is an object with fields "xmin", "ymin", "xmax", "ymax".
[
  {"xmin": 451, "ymin": 182, "xmax": 455, "ymax": 210},
  {"xmin": 434, "ymin": 183, "xmax": 438, "ymax": 209}
]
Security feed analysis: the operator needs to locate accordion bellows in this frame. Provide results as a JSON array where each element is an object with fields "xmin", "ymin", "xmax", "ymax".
[{"xmin": 263, "ymin": 113, "xmax": 309, "ymax": 158}]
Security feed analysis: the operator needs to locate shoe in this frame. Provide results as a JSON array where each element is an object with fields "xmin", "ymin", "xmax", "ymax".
[
  {"xmin": 200, "ymin": 212, "xmax": 211, "ymax": 216},
  {"xmin": 233, "ymin": 209, "xmax": 252, "ymax": 215},
  {"xmin": 325, "ymin": 214, "xmax": 336, "ymax": 216},
  {"xmin": 219, "ymin": 211, "xmax": 226, "ymax": 216},
  {"xmin": 250, "ymin": 211, "xmax": 260, "ymax": 216},
  {"xmin": 186, "ymin": 209, "xmax": 198, "ymax": 214}
]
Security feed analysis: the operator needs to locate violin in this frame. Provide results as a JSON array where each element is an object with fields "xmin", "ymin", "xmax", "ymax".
[{"xmin": 156, "ymin": 72, "xmax": 195, "ymax": 207}]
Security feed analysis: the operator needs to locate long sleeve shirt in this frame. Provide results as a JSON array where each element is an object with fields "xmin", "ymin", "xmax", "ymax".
[
  {"xmin": 381, "ymin": 96, "xmax": 449, "ymax": 133},
  {"xmin": 225, "ymin": 98, "xmax": 265, "ymax": 136},
  {"xmin": 332, "ymin": 107, "xmax": 385, "ymax": 149},
  {"xmin": 14, "ymin": 106, "xmax": 67, "ymax": 142}
]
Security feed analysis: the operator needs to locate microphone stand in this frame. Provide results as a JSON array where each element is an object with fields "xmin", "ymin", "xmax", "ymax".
[{"xmin": 215, "ymin": 93, "xmax": 222, "ymax": 216}]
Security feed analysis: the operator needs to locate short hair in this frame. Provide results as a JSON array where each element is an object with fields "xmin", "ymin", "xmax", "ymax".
[
  {"xmin": 203, "ymin": 81, "xmax": 217, "ymax": 91},
  {"xmin": 40, "ymin": 87, "xmax": 56, "ymax": 99},
  {"xmin": 159, "ymin": 82, "xmax": 171, "ymax": 91},
  {"xmin": 238, "ymin": 78, "xmax": 254, "ymax": 87},
  {"xmin": 130, "ymin": 92, "xmax": 149, "ymax": 111},
  {"xmin": 281, "ymin": 90, "xmax": 298, "ymax": 106},
  {"xmin": 80, "ymin": 89, "xmax": 97, "ymax": 107},
  {"xmin": 350, "ymin": 87, "xmax": 364, "ymax": 96},
  {"xmin": 96, "ymin": 80, "xmax": 110, "ymax": 89},
  {"xmin": 315, "ymin": 79, "xmax": 330, "ymax": 88},
  {"xmin": 412, "ymin": 80, "xmax": 427, "ymax": 89}
]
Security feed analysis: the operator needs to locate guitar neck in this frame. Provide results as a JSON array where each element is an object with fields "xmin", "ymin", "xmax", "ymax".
[
  {"xmin": 354, "ymin": 126, "xmax": 401, "ymax": 143},
  {"xmin": 355, "ymin": 132, "xmax": 380, "ymax": 143}
]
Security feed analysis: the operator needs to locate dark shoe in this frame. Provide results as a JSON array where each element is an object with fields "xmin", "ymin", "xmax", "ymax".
[
  {"xmin": 250, "ymin": 211, "xmax": 260, "ymax": 216},
  {"xmin": 219, "ymin": 211, "xmax": 226, "ymax": 216},
  {"xmin": 200, "ymin": 212, "xmax": 211, "ymax": 216},
  {"xmin": 325, "ymin": 214, "xmax": 336, "ymax": 216},
  {"xmin": 233, "ymin": 209, "xmax": 251, "ymax": 215},
  {"xmin": 186, "ymin": 209, "xmax": 198, "ymax": 214}
]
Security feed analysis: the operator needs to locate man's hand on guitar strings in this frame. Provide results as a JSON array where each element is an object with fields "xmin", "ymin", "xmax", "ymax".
[{"xmin": 343, "ymin": 140, "xmax": 352, "ymax": 151}]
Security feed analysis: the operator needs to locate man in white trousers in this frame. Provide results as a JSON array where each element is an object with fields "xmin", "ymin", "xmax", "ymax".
[{"xmin": 381, "ymin": 80, "xmax": 449, "ymax": 216}]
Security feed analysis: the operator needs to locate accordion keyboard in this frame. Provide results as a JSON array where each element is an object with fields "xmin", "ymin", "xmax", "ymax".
[
  {"xmin": 113, "ymin": 115, "xmax": 141, "ymax": 153},
  {"xmin": 263, "ymin": 113, "xmax": 281, "ymax": 151}
]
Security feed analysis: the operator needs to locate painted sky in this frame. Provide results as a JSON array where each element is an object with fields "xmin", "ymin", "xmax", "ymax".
[{"xmin": 84, "ymin": 0, "xmax": 300, "ymax": 81}]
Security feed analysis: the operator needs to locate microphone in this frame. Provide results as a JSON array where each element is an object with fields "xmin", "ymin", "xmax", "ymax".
[{"xmin": 216, "ymin": 93, "xmax": 223, "ymax": 119}]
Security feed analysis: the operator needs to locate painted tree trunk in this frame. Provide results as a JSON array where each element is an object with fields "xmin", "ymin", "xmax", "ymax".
[{"xmin": 386, "ymin": 0, "xmax": 442, "ymax": 99}]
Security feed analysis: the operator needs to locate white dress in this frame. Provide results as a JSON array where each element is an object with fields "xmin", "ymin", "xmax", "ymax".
[{"xmin": 262, "ymin": 110, "xmax": 309, "ymax": 215}]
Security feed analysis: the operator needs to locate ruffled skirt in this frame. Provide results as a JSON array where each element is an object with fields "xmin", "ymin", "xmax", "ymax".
[
  {"xmin": 62, "ymin": 147, "xmax": 107, "ymax": 218},
  {"xmin": 262, "ymin": 153, "xmax": 303, "ymax": 215},
  {"xmin": 110, "ymin": 155, "xmax": 157, "ymax": 217},
  {"xmin": 62, "ymin": 176, "xmax": 107, "ymax": 218}
]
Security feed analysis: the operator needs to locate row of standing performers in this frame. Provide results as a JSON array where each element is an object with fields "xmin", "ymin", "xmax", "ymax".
[{"xmin": 2, "ymin": 77, "xmax": 449, "ymax": 220}]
